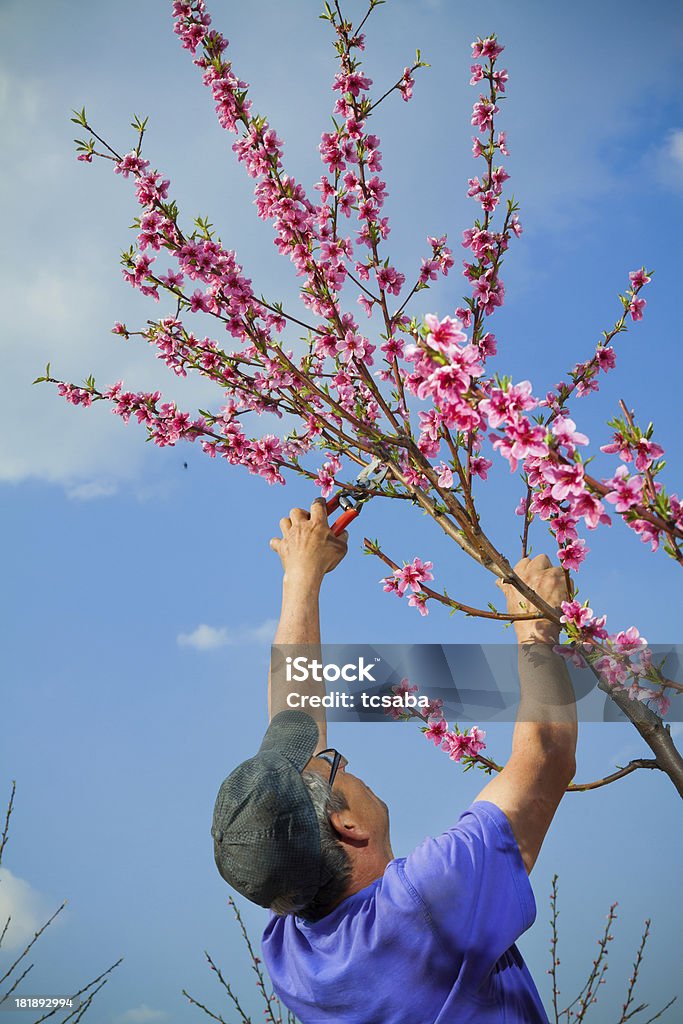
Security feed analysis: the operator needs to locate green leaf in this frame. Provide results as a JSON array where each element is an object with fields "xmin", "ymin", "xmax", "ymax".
[{"xmin": 70, "ymin": 106, "xmax": 87, "ymax": 127}]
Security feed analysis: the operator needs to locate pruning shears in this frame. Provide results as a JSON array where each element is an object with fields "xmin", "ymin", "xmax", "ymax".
[{"xmin": 326, "ymin": 457, "xmax": 389, "ymax": 537}]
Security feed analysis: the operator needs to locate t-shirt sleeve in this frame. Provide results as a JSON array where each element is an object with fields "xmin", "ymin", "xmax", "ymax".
[{"xmin": 402, "ymin": 800, "xmax": 536, "ymax": 972}]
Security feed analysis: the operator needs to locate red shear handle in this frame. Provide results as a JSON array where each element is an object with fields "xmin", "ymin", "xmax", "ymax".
[
  {"xmin": 326, "ymin": 493, "xmax": 342, "ymax": 514},
  {"xmin": 330, "ymin": 507, "xmax": 359, "ymax": 537}
]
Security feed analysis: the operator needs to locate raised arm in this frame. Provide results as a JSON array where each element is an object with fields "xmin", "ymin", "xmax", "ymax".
[
  {"xmin": 474, "ymin": 555, "xmax": 578, "ymax": 874},
  {"xmin": 268, "ymin": 498, "xmax": 348, "ymax": 752}
]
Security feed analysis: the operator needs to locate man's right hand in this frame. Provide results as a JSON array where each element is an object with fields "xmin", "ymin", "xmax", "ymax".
[
  {"xmin": 269, "ymin": 498, "xmax": 348, "ymax": 585},
  {"xmin": 496, "ymin": 554, "xmax": 570, "ymax": 644}
]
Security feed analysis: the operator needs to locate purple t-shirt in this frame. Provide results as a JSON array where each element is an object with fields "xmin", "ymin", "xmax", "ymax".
[{"xmin": 262, "ymin": 800, "xmax": 549, "ymax": 1023}]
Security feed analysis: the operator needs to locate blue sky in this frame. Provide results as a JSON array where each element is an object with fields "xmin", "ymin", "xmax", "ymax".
[{"xmin": 1, "ymin": 0, "xmax": 683, "ymax": 1021}]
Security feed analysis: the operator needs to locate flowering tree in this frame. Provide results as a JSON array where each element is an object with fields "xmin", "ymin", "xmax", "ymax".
[{"xmin": 41, "ymin": 0, "xmax": 683, "ymax": 794}]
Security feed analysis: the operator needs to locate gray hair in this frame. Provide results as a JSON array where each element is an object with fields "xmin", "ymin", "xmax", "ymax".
[{"xmin": 269, "ymin": 769, "xmax": 352, "ymax": 921}]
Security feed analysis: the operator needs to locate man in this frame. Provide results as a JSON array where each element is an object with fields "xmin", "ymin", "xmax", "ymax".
[{"xmin": 211, "ymin": 498, "xmax": 577, "ymax": 1023}]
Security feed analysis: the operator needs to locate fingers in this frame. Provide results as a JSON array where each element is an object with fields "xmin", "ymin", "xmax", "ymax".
[
  {"xmin": 511, "ymin": 554, "xmax": 553, "ymax": 580},
  {"xmin": 289, "ymin": 507, "xmax": 309, "ymax": 522},
  {"xmin": 310, "ymin": 497, "xmax": 329, "ymax": 524},
  {"xmin": 269, "ymin": 537, "xmax": 282, "ymax": 554},
  {"xmin": 498, "ymin": 554, "xmax": 558, "ymax": 596},
  {"xmin": 279, "ymin": 516, "xmax": 292, "ymax": 535}
]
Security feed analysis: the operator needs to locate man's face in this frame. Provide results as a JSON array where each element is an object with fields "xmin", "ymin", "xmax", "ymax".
[{"xmin": 306, "ymin": 752, "xmax": 392, "ymax": 855}]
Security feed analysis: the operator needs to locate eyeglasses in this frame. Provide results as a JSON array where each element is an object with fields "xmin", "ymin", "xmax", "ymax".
[{"xmin": 315, "ymin": 748, "xmax": 348, "ymax": 790}]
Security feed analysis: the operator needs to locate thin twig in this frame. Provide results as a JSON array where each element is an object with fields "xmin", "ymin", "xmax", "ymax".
[{"xmin": 549, "ymin": 875, "xmax": 561, "ymax": 1023}]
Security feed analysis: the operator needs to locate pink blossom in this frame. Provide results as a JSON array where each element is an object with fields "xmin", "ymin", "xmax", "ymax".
[
  {"xmin": 470, "ymin": 455, "xmax": 492, "ymax": 480},
  {"xmin": 115, "ymin": 151, "xmax": 150, "ymax": 178},
  {"xmin": 57, "ymin": 383, "xmax": 93, "ymax": 407},
  {"xmin": 398, "ymin": 67, "xmax": 415, "ymax": 101},
  {"xmin": 338, "ymin": 331, "xmax": 375, "ymax": 364},
  {"xmin": 613, "ymin": 626, "xmax": 647, "ymax": 652},
  {"xmin": 382, "ymin": 575, "xmax": 402, "ymax": 595},
  {"xmin": 569, "ymin": 491, "xmax": 610, "ymax": 530},
  {"xmin": 478, "ymin": 331, "xmax": 497, "ymax": 356},
  {"xmin": 437, "ymin": 463, "xmax": 454, "ymax": 488},
  {"xmin": 631, "ymin": 518, "xmax": 660, "ymax": 551},
  {"xmin": 634, "ymin": 438, "xmax": 664, "ymax": 472},
  {"xmin": 492, "ymin": 68, "xmax": 508, "ymax": 92},
  {"xmin": 314, "ymin": 453, "xmax": 342, "ymax": 498},
  {"xmin": 421, "ymin": 720, "xmax": 448, "ymax": 745},
  {"xmin": 628, "ymin": 682, "xmax": 650, "ymax": 702},
  {"xmin": 552, "ymin": 512, "xmax": 579, "ymax": 544},
  {"xmin": 551, "ymin": 416, "xmax": 589, "ymax": 454},
  {"xmin": 648, "ymin": 691, "xmax": 671, "ymax": 717},
  {"xmin": 408, "ymin": 592, "xmax": 429, "ymax": 616},
  {"xmin": 506, "ymin": 419, "xmax": 550, "ymax": 464},
  {"xmin": 376, "ymin": 265, "xmax": 405, "ymax": 296},
  {"xmin": 466, "ymin": 726, "xmax": 487, "ymax": 755},
  {"xmin": 601, "ymin": 432, "xmax": 633, "ymax": 462},
  {"xmin": 396, "ymin": 557, "xmax": 434, "ymax": 596},
  {"xmin": 604, "ymin": 465, "xmax": 644, "ymax": 512},
  {"xmin": 529, "ymin": 489, "xmax": 561, "ymax": 520},
  {"xmin": 424, "ymin": 313, "xmax": 465, "ymax": 345},
  {"xmin": 333, "ymin": 70, "xmax": 373, "ymax": 97},
  {"xmin": 471, "ymin": 36, "xmax": 504, "ymax": 60},
  {"xmin": 425, "ymin": 717, "xmax": 448, "ymax": 745},
  {"xmin": 480, "ymin": 189, "xmax": 499, "ymax": 213},
  {"xmin": 442, "ymin": 732, "xmax": 469, "ymax": 762},
  {"xmin": 491, "ymin": 165, "xmax": 510, "ymax": 190},
  {"xmin": 402, "ymin": 464, "xmax": 430, "ymax": 489},
  {"xmin": 629, "ymin": 268, "xmax": 651, "ymax": 289},
  {"xmin": 393, "ymin": 678, "xmax": 419, "ymax": 697},
  {"xmin": 596, "ymin": 346, "xmax": 616, "ymax": 372},
  {"xmin": 424, "ymin": 698, "xmax": 444, "ymax": 719},
  {"xmin": 442, "ymin": 727, "xmax": 485, "ymax": 762},
  {"xmin": 419, "ymin": 258, "xmax": 440, "ymax": 284},
  {"xmin": 515, "ymin": 496, "xmax": 528, "ymax": 517},
  {"xmin": 479, "ymin": 379, "xmax": 536, "ymax": 428},
  {"xmin": 557, "ymin": 539, "xmax": 588, "ymax": 571},
  {"xmin": 189, "ymin": 289, "xmax": 212, "ymax": 313},
  {"xmin": 509, "ymin": 213, "xmax": 522, "ymax": 238},
  {"xmin": 546, "ymin": 462, "xmax": 586, "ymax": 502},
  {"xmin": 560, "ymin": 600, "xmax": 595, "ymax": 629},
  {"xmin": 629, "ymin": 297, "xmax": 646, "ymax": 321},
  {"xmin": 471, "ymin": 98, "xmax": 498, "ymax": 133},
  {"xmin": 593, "ymin": 655, "xmax": 630, "ymax": 688}
]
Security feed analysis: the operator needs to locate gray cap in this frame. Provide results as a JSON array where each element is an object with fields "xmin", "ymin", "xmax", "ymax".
[{"xmin": 211, "ymin": 710, "xmax": 324, "ymax": 908}]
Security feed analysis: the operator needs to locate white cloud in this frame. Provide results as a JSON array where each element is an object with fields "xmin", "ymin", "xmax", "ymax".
[
  {"xmin": 66, "ymin": 481, "xmax": 119, "ymax": 501},
  {"xmin": 0, "ymin": 70, "xmax": 220, "ymax": 494},
  {"xmin": 0, "ymin": 868, "xmax": 55, "ymax": 952},
  {"xmin": 177, "ymin": 625, "xmax": 231, "ymax": 650},
  {"xmin": 113, "ymin": 1006, "xmax": 168, "ymax": 1024},
  {"xmin": 652, "ymin": 128, "xmax": 683, "ymax": 189},
  {"xmin": 668, "ymin": 129, "xmax": 683, "ymax": 169},
  {"xmin": 177, "ymin": 619, "xmax": 277, "ymax": 651}
]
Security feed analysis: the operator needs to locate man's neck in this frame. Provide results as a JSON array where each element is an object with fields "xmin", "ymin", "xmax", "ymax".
[{"xmin": 338, "ymin": 849, "xmax": 394, "ymax": 904}]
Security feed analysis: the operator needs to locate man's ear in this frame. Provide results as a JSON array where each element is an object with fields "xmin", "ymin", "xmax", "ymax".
[{"xmin": 329, "ymin": 810, "xmax": 370, "ymax": 845}]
